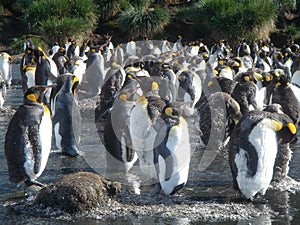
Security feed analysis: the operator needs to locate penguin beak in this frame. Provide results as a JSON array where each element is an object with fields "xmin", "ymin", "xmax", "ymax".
[{"xmin": 278, "ymin": 138, "xmax": 284, "ymax": 144}]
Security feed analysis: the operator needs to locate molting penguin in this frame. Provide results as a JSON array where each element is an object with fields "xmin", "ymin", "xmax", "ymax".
[
  {"xmin": 216, "ymin": 77, "xmax": 237, "ymax": 95},
  {"xmin": 52, "ymin": 75, "xmax": 81, "ymax": 156},
  {"xmin": 94, "ymin": 62, "xmax": 125, "ymax": 120},
  {"xmin": 198, "ymin": 92, "xmax": 242, "ymax": 147},
  {"xmin": 154, "ymin": 105, "xmax": 191, "ymax": 195},
  {"xmin": 271, "ymin": 74, "xmax": 300, "ymax": 125},
  {"xmin": 0, "ymin": 52, "xmax": 12, "ymax": 87},
  {"xmin": 229, "ymin": 110, "xmax": 296, "ymax": 200},
  {"xmin": 231, "ymin": 71, "xmax": 263, "ymax": 114},
  {"xmin": 5, "ymin": 86, "xmax": 52, "ymax": 187}
]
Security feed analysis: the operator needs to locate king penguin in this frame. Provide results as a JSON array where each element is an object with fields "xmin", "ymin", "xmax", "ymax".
[
  {"xmin": 21, "ymin": 41, "xmax": 37, "ymax": 92},
  {"xmin": 271, "ymin": 74, "xmax": 300, "ymax": 125},
  {"xmin": 177, "ymin": 69, "xmax": 202, "ymax": 116},
  {"xmin": 5, "ymin": 86, "xmax": 52, "ymax": 187},
  {"xmin": 0, "ymin": 52, "xmax": 12, "ymax": 87},
  {"xmin": 52, "ymin": 74, "xmax": 81, "ymax": 156},
  {"xmin": 129, "ymin": 82, "xmax": 167, "ymax": 181},
  {"xmin": 34, "ymin": 47, "xmax": 58, "ymax": 86},
  {"xmin": 198, "ymin": 92, "xmax": 242, "ymax": 147},
  {"xmin": 103, "ymin": 86, "xmax": 139, "ymax": 173},
  {"xmin": 85, "ymin": 46, "xmax": 105, "ymax": 97},
  {"xmin": 231, "ymin": 71, "xmax": 263, "ymax": 114},
  {"xmin": 154, "ymin": 105, "xmax": 191, "ymax": 195},
  {"xmin": 95, "ymin": 62, "xmax": 125, "ymax": 119},
  {"xmin": 229, "ymin": 110, "xmax": 297, "ymax": 200}
]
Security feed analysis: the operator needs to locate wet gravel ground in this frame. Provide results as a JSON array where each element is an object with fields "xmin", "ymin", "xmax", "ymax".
[
  {"xmin": 2, "ymin": 74, "xmax": 300, "ymax": 224},
  {"xmin": 4, "ymin": 186, "xmax": 274, "ymax": 223},
  {"xmin": 3, "ymin": 92, "xmax": 300, "ymax": 224}
]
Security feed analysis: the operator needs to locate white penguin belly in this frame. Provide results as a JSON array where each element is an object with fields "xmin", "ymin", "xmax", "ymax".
[
  {"xmin": 255, "ymin": 84, "xmax": 266, "ymax": 110},
  {"xmin": 0, "ymin": 88, "xmax": 5, "ymax": 109},
  {"xmin": 26, "ymin": 70, "xmax": 36, "ymax": 89},
  {"xmin": 291, "ymin": 84, "xmax": 300, "ymax": 107},
  {"xmin": 235, "ymin": 123, "xmax": 278, "ymax": 200},
  {"xmin": 24, "ymin": 111, "xmax": 52, "ymax": 180},
  {"xmin": 54, "ymin": 123, "xmax": 62, "ymax": 150},
  {"xmin": 37, "ymin": 111, "xmax": 52, "ymax": 177}
]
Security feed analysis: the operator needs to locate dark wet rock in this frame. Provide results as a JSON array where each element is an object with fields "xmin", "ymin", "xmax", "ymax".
[{"xmin": 35, "ymin": 172, "xmax": 121, "ymax": 214}]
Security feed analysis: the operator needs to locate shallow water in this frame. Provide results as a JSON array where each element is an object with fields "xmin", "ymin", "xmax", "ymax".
[{"xmin": 1, "ymin": 64, "xmax": 300, "ymax": 224}]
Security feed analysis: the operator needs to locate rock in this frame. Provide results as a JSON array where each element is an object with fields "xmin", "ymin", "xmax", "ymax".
[{"xmin": 35, "ymin": 172, "xmax": 121, "ymax": 214}]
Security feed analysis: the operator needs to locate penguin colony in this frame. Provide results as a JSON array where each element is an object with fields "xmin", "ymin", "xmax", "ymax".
[{"xmin": 3, "ymin": 36, "xmax": 300, "ymax": 200}]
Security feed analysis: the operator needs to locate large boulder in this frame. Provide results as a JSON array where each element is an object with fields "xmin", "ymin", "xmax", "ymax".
[{"xmin": 35, "ymin": 172, "xmax": 121, "ymax": 214}]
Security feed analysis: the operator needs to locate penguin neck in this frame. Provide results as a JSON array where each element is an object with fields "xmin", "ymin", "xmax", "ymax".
[
  {"xmin": 43, "ymin": 104, "xmax": 51, "ymax": 115},
  {"xmin": 61, "ymin": 80, "xmax": 73, "ymax": 93}
]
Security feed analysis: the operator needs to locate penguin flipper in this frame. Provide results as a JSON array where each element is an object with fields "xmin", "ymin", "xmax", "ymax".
[
  {"xmin": 122, "ymin": 125, "xmax": 136, "ymax": 162},
  {"xmin": 28, "ymin": 124, "xmax": 43, "ymax": 175},
  {"xmin": 154, "ymin": 138, "xmax": 174, "ymax": 181}
]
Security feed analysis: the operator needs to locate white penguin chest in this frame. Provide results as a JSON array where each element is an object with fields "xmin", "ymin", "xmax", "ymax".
[{"xmin": 38, "ymin": 110, "xmax": 52, "ymax": 173}]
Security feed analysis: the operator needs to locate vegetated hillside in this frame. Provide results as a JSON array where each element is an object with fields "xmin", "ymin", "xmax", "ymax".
[
  {"xmin": 1, "ymin": 1, "xmax": 300, "ymax": 52},
  {"xmin": 0, "ymin": 6, "xmax": 27, "ymax": 51}
]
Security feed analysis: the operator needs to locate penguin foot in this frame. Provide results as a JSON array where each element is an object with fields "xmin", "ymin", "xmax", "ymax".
[
  {"xmin": 250, "ymin": 193, "xmax": 268, "ymax": 204},
  {"xmin": 62, "ymin": 147, "xmax": 80, "ymax": 157},
  {"xmin": 25, "ymin": 180, "xmax": 45, "ymax": 188}
]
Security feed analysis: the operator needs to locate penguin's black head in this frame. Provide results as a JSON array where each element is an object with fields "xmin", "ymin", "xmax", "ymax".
[
  {"xmin": 33, "ymin": 47, "xmax": 48, "ymax": 63},
  {"xmin": 261, "ymin": 72, "xmax": 273, "ymax": 87},
  {"xmin": 161, "ymin": 104, "xmax": 181, "ymax": 126},
  {"xmin": 239, "ymin": 70, "xmax": 263, "ymax": 83},
  {"xmin": 164, "ymin": 106, "xmax": 179, "ymax": 118},
  {"xmin": 59, "ymin": 47, "xmax": 65, "ymax": 54},
  {"xmin": 24, "ymin": 39, "xmax": 35, "ymax": 52},
  {"xmin": 277, "ymin": 75, "xmax": 289, "ymax": 87},
  {"xmin": 24, "ymin": 85, "xmax": 49, "ymax": 104},
  {"xmin": 274, "ymin": 52, "xmax": 283, "ymax": 61}
]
